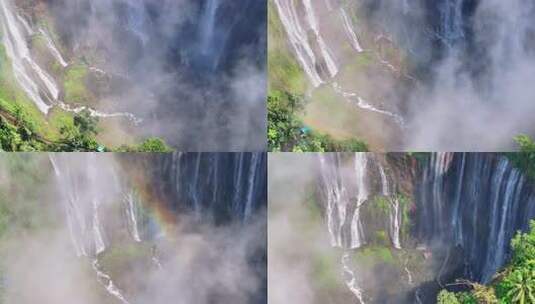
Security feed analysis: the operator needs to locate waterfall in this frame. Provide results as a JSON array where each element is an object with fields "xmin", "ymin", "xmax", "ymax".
[
  {"xmin": 417, "ymin": 153, "xmax": 535, "ymax": 283},
  {"xmin": 378, "ymin": 162, "xmax": 389, "ymax": 196},
  {"xmin": 342, "ymin": 252, "xmax": 366, "ymax": 304},
  {"xmin": 340, "ymin": 8, "xmax": 363, "ymax": 52},
  {"xmin": 273, "ymin": 0, "xmax": 324, "ymax": 87},
  {"xmin": 199, "ymin": 0, "xmax": 221, "ymax": 55},
  {"xmin": 317, "ymin": 152, "xmax": 535, "ymax": 301},
  {"xmin": 244, "ymin": 153, "xmax": 260, "ymax": 221},
  {"xmin": 49, "ymin": 154, "xmax": 131, "ymax": 303},
  {"xmin": 390, "ymin": 198, "xmax": 402, "ymax": 249},
  {"xmin": 0, "ymin": 0, "xmax": 59, "ymax": 113},
  {"xmin": 125, "ymin": 192, "xmax": 142, "ymax": 242},
  {"xmin": 439, "ymin": 0, "xmax": 465, "ymax": 46},
  {"xmin": 92, "ymin": 260, "xmax": 131, "ymax": 304},
  {"xmin": 319, "ymin": 154, "xmax": 346, "ymax": 247},
  {"xmin": 351, "ymin": 153, "xmax": 369, "ymax": 249},
  {"xmin": 38, "ymin": 28, "xmax": 68, "ymax": 67},
  {"xmin": 378, "ymin": 160, "xmax": 402, "ymax": 249},
  {"xmin": 332, "ymin": 82, "xmax": 405, "ymax": 126},
  {"xmin": 156, "ymin": 153, "xmax": 266, "ymax": 223},
  {"xmin": 92, "ymin": 198, "xmax": 106, "ymax": 255},
  {"xmin": 318, "ymin": 153, "xmax": 370, "ymax": 249},
  {"xmin": 273, "ymin": 0, "xmax": 339, "ymax": 87},
  {"xmin": 302, "ymin": 0, "xmax": 338, "ymax": 78}
]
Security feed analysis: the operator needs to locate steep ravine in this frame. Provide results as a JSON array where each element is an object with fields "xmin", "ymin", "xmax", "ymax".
[
  {"xmin": 0, "ymin": 153, "xmax": 267, "ymax": 303},
  {"xmin": 316, "ymin": 153, "xmax": 535, "ymax": 303}
]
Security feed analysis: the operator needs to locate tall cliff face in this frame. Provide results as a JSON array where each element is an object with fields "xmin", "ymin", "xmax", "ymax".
[
  {"xmin": 1, "ymin": 0, "xmax": 267, "ymax": 150},
  {"xmin": 139, "ymin": 152, "xmax": 268, "ymax": 224},
  {"xmin": 316, "ymin": 153, "xmax": 535, "ymax": 303},
  {"xmin": 416, "ymin": 153, "xmax": 535, "ymax": 283},
  {"xmin": 271, "ymin": 0, "xmax": 535, "ymax": 150},
  {"xmin": 44, "ymin": 153, "xmax": 267, "ymax": 304}
]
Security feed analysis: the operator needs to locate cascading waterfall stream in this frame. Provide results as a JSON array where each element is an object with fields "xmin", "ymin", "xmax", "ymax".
[
  {"xmin": 318, "ymin": 153, "xmax": 535, "ymax": 302},
  {"xmin": 125, "ymin": 192, "xmax": 142, "ymax": 242},
  {"xmin": 318, "ymin": 153, "xmax": 372, "ymax": 303},
  {"xmin": 340, "ymin": 8, "xmax": 363, "ymax": 52},
  {"xmin": 0, "ymin": 0, "xmax": 141, "ymax": 121},
  {"xmin": 0, "ymin": 0, "xmax": 58, "ymax": 113},
  {"xmin": 274, "ymin": 0, "xmax": 406, "ymax": 128},
  {"xmin": 333, "ymin": 82, "xmax": 405, "ymax": 127},
  {"xmin": 351, "ymin": 153, "xmax": 368, "ymax": 249},
  {"xmin": 417, "ymin": 153, "xmax": 535, "ymax": 283},
  {"xmin": 342, "ymin": 252, "xmax": 366, "ymax": 304},
  {"xmin": 49, "ymin": 154, "xmax": 132, "ymax": 304},
  {"xmin": 301, "ymin": 0, "xmax": 338, "ymax": 78},
  {"xmin": 38, "ymin": 28, "xmax": 68, "ymax": 67},
  {"xmin": 273, "ymin": 0, "xmax": 325, "ymax": 87}
]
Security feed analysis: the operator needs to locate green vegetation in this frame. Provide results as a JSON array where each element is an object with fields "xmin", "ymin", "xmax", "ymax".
[
  {"xmin": 438, "ymin": 290, "xmax": 462, "ymax": 304},
  {"xmin": 267, "ymin": 3, "xmax": 369, "ymax": 151},
  {"xmin": 115, "ymin": 137, "xmax": 173, "ymax": 153},
  {"xmin": 507, "ymin": 135, "xmax": 535, "ymax": 181},
  {"xmin": 267, "ymin": 1, "xmax": 306, "ymax": 94},
  {"xmin": 437, "ymin": 220, "xmax": 535, "ymax": 304},
  {"xmin": 63, "ymin": 64, "xmax": 91, "ymax": 104},
  {"xmin": 268, "ymin": 90, "xmax": 368, "ymax": 151}
]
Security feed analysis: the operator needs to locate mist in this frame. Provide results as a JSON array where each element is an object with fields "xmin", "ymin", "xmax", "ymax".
[
  {"xmin": 9, "ymin": 0, "xmax": 267, "ymax": 150},
  {"xmin": 0, "ymin": 153, "xmax": 267, "ymax": 303},
  {"xmin": 365, "ymin": 0, "xmax": 535, "ymax": 150},
  {"xmin": 273, "ymin": 0, "xmax": 535, "ymax": 150}
]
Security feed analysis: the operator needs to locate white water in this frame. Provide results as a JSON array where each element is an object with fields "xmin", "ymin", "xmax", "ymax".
[
  {"xmin": 57, "ymin": 102, "xmax": 142, "ymax": 124},
  {"xmin": 390, "ymin": 198, "xmax": 402, "ymax": 249},
  {"xmin": 319, "ymin": 155, "xmax": 345, "ymax": 247},
  {"xmin": 199, "ymin": 0, "xmax": 220, "ymax": 55},
  {"xmin": 244, "ymin": 153, "xmax": 259, "ymax": 221},
  {"xmin": 333, "ymin": 82, "xmax": 405, "ymax": 126},
  {"xmin": 192, "ymin": 153, "xmax": 202, "ymax": 217},
  {"xmin": 483, "ymin": 159, "xmax": 523, "ymax": 282},
  {"xmin": 342, "ymin": 252, "xmax": 366, "ymax": 304},
  {"xmin": 39, "ymin": 28, "xmax": 68, "ymax": 67},
  {"xmin": 1, "ymin": 1, "xmax": 142, "ymax": 123},
  {"xmin": 92, "ymin": 199, "xmax": 106, "ymax": 255},
  {"xmin": 233, "ymin": 154, "xmax": 244, "ymax": 215},
  {"xmin": 404, "ymin": 265, "xmax": 414, "ymax": 285},
  {"xmin": 302, "ymin": 0, "xmax": 338, "ymax": 78},
  {"xmin": 340, "ymin": 8, "xmax": 363, "ymax": 52},
  {"xmin": 273, "ymin": 0, "xmax": 324, "ymax": 87},
  {"xmin": 378, "ymin": 163, "xmax": 389, "ymax": 196},
  {"xmin": 452, "ymin": 153, "xmax": 466, "ymax": 245},
  {"xmin": 16, "ymin": 14, "xmax": 33, "ymax": 35},
  {"xmin": 351, "ymin": 153, "xmax": 368, "ymax": 249},
  {"xmin": 92, "ymin": 260, "xmax": 131, "ymax": 304},
  {"xmin": 125, "ymin": 192, "xmax": 142, "ymax": 242},
  {"xmin": 49, "ymin": 154, "xmax": 132, "ymax": 304},
  {"xmin": 0, "ymin": 0, "xmax": 58, "ymax": 113}
]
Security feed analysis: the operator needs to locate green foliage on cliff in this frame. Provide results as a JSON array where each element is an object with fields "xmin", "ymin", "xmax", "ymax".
[
  {"xmin": 268, "ymin": 90, "xmax": 368, "ymax": 152},
  {"xmin": 507, "ymin": 135, "xmax": 535, "ymax": 181},
  {"xmin": 267, "ymin": 1, "xmax": 306, "ymax": 94},
  {"xmin": 267, "ymin": 2, "xmax": 368, "ymax": 152},
  {"xmin": 438, "ymin": 220, "xmax": 535, "ymax": 304},
  {"xmin": 114, "ymin": 137, "xmax": 173, "ymax": 152},
  {"xmin": 438, "ymin": 290, "xmax": 461, "ymax": 304}
]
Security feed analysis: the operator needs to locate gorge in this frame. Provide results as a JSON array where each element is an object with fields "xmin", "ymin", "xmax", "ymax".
[{"xmin": 0, "ymin": 152, "xmax": 267, "ymax": 303}]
